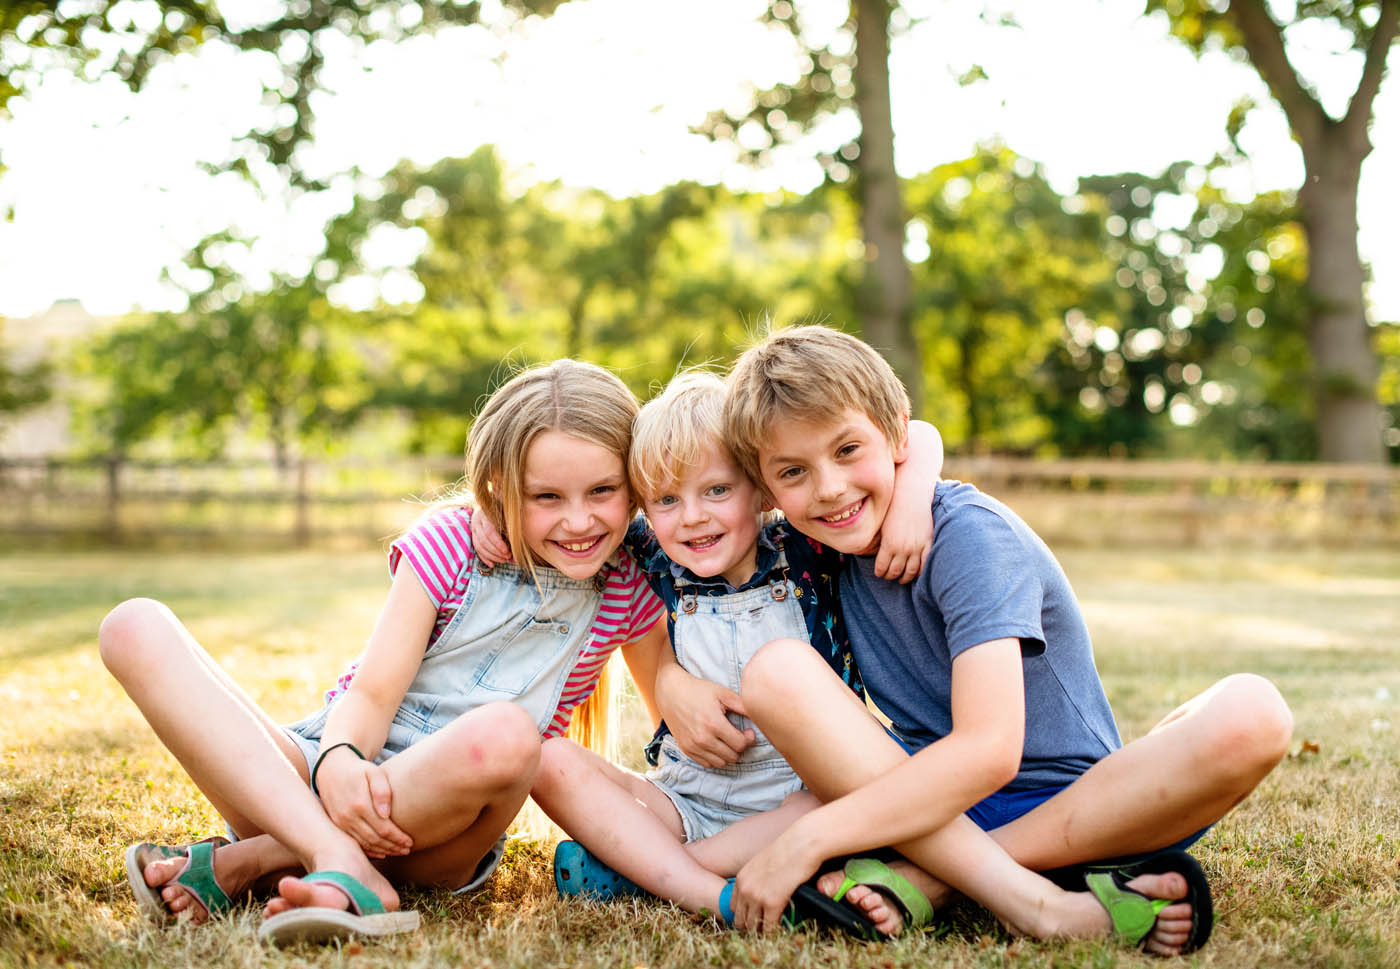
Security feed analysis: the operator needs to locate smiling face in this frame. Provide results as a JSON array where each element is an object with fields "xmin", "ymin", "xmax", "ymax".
[
  {"xmin": 517, "ymin": 430, "xmax": 632, "ymax": 579},
  {"xmin": 758, "ymin": 409, "xmax": 908, "ymax": 556},
  {"xmin": 642, "ymin": 441, "xmax": 764, "ymax": 588}
]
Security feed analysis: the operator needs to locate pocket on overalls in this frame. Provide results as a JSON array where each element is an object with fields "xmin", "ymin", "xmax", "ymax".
[{"xmin": 475, "ymin": 618, "xmax": 574, "ymax": 695}]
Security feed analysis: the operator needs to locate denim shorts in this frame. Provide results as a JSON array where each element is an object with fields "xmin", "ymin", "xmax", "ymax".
[{"xmin": 647, "ymin": 735, "xmax": 805, "ymax": 842}]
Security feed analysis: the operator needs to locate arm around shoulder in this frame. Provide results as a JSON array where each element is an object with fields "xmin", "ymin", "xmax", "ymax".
[{"xmin": 875, "ymin": 419, "xmax": 944, "ymax": 583}]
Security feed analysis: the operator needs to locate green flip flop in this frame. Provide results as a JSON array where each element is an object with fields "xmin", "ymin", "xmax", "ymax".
[
  {"xmin": 257, "ymin": 871, "xmax": 420, "ymax": 945},
  {"xmin": 1084, "ymin": 850, "xmax": 1214, "ymax": 953},
  {"xmin": 831, "ymin": 857, "xmax": 936, "ymax": 935},
  {"xmin": 123, "ymin": 836, "xmax": 233, "ymax": 924}
]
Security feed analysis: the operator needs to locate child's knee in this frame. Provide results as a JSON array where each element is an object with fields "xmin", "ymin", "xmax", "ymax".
[
  {"xmin": 1212, "ymin": 673, "xmax": 1293, "ymax": 771},
  {"xmin": 97, "ymin": 597, "xmax": 171, "ymax": 673},
  {"xmin": 454, "ymin": 702, "xmax": 541, "ymax": 791},
  {"xmin": 740, "ymin": 637, "xmax": 814, "ymax": 709}
]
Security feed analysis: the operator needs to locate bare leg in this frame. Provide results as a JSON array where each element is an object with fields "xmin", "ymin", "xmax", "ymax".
[
  {"xmin": 816, "ymin": 675, "xmax": 1291, "ymax": 933},
  {"xmin": 268, "ymin": 700, "xmax": 541, "ymax": 914},
  {"xmin": 686, "ymin": 791, "xmax": 821, "ymax": 877},
  {"xmin": 741, "ymin": 638, "xmax": 1199, "ymax": 951},
  {"xmin": 100, "ymin": 598, "xmax": 396, "ymax": 916},
  {"xmin": 990, "ymin": 673, "xmax": 1292, "ymax": 870},
  {"xmin": 531, "ymin": 737, "xmax": 735, "ymax": 914},
  {"xmin": 104, "ymin": 600, "xmax": 543, "ymax": 921}
]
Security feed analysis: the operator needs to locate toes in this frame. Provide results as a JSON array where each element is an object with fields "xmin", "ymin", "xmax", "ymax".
[
  {"xmin": 274, "ymin": 875, "xmax": 353, "ymax": 912},
  {"xmin": 263, "ymin": 897, "xmax": 294, "ymax": 918},
  {"xmin": 1125, "ymin": 871, "xmax": 1188, "ymax": 902},
  {"xmin": 144, "ymin": 856, "xmax": 182, "ymax": 889},
  {"xmin": 814, "ymin": 871, "xmax": 844, "ymax": 897}
]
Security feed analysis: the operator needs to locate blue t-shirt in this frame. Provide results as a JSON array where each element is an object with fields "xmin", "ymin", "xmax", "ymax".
[{"xmin": 840, "ymin": 480, "xmax": 1121, "ymax": 791}]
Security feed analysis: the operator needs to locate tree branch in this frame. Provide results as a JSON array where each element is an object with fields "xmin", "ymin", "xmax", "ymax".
[
  {"xmin": 1227, "ymin": 0, "xmax": 1327, "ymax": 151},
  {"xmin": 1341, "ymin": 0, "xmax": 1399, "ymax": 151}
]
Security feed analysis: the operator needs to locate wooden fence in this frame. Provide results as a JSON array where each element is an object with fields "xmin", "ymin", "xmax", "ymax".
[{"xmin": 1, "ymin": 456, "xmax": 1398, "ymax": 548}]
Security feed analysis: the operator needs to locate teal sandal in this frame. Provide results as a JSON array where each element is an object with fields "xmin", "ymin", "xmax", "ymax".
[
  {"xmin": 1085, "ymin": 850, "xmax": 1213, "ymax": 953},
  {"xmin": 257, "ymin": 871, "xmax": 421, "ymax": 945},
  {"xmin": 123, "ymin": 836, "xmax": 232, "ymax": 924}
]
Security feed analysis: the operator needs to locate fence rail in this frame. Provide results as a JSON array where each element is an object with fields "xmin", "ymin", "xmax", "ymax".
[{"xmin": 2, "ymin": 455, "xmax": 1397, "ymax": 547}]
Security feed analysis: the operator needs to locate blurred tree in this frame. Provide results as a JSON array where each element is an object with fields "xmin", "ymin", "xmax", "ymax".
[
  {"xmin": 1035, "ymin": 167, "xmax": 1313, "ymax": 460},
  {"xmin": 319, "ymin": 147, "xmax": 753, "ymax": 445},
  {"xmin": 0, "ymin": 0, "xmax": 565, "ymax": 185},
  {"xmin": 696, "ymin": 0, "xmax": 951, "ymax": 415},
  {"xmin": 0, "ymin": 321, "xmax": 52, "ymax": 434},
  {"xmin": 1145, "ymin": 0, "xmax": 1398, "ymax": 462},
  {"xmin": 905, "ymin": 147, "xmax": 1112, "ymax": 453},
  {"xmin": 73, "ymin": 262, "xmax": 368, "ymax": 465}
]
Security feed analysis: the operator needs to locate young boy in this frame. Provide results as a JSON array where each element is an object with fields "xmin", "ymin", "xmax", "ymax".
[
  {"xmin": 510, "ymin": 370, "xmax": 943, "ymax": 922},
  {"xmin": 715, "ymin": 325, "xmax": 1293, "ymax": 954}
]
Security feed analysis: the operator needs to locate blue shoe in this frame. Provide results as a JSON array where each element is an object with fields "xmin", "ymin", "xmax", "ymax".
[{"xmin": 552, "ymin": 840, "xmax": 649, "ymax": 901}]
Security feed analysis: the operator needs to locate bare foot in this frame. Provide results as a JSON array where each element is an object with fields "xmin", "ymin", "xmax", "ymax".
[
  {"xmin": 814, "ymin": 859, "xmax": 951, "ymax": 937},
  {"xmin": 1055, "ymin": 870, "xmax": 1194, "ymax": 956},
  {"xmin": 144, "ymin": 844, "xmax": 251, "ymax": 924},
  {"xmin": 261, "ymin": 849, "xmax": 397, "ymax": 919}
]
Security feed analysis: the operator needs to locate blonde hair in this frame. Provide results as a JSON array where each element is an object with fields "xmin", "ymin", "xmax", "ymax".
[
  {"xmin": 629, "ymin": 369, "xmax": 730, "ymax": 501},
  {"xmin": 466, "ymin": 358, "xmax": 638, "ymax": 585},
  {"xmin": 724, "ymin": 324, "xmax": 910, "ymax": 487},
  {"xmin": 412, "ymin": 358, "xmax": 638, "ymax": 767}
]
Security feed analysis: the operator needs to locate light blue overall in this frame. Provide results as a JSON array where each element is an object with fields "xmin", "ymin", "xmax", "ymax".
[
  {"xmin": 282, "ymin": 556, "xmax": 607, "ymax": 889},
  {"xmin": 646, "ymin": 548, "xmax": 808, "ymax": 842}
]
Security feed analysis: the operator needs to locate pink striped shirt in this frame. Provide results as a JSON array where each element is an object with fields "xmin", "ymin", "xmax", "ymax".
[{"xmin": 325, "ymin": 506, "xmax": 662, "ymax": 739}]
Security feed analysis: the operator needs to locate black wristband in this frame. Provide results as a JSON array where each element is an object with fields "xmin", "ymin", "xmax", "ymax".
[{"xmin": 310, "ymin": 741, "xmax": 365, "ymax": 796}]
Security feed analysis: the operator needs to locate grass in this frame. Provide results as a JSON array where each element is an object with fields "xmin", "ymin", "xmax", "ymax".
[{"xmin": 2, "ymin": 545, "xmax": 1398, "ymax": 968}]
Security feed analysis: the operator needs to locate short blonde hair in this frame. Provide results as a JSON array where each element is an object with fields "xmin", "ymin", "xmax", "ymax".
[
  {"xmin": 467, "ymin": 358, "xmax": 638, "ymax": 583},
  {"xmin": 724, "ymin": 324, "xmax": 910, "ymax": 485},
  {"xmin": 629, "ymin": 369, "xmax": 730, "ymax": 501}
]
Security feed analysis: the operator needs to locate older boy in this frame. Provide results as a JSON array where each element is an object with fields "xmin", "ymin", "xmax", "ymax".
[{"xmin": 715, "ymin": 324, "xmax": 1292, "ymax": 954}]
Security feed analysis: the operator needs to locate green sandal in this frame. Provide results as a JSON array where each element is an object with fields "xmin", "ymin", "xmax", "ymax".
[
  {"xmin": 257, "ymin": 871, "xmax": 421, "ymax": 945},
  {"xmin": 124, "ymin": 836, "xmax": 233, "ymax": 924},
  {"xmin": 830, "ymin": 857, "xmax": 936, "ymax": 935},
  {"xmin": 1084, "ymin": 850, "xmax": 1214, "ymax": 953}
]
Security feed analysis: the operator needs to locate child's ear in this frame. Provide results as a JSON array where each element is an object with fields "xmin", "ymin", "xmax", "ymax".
[{"xmin": 891, "ymin": 412, "xmax": 911, "ymax": 463}]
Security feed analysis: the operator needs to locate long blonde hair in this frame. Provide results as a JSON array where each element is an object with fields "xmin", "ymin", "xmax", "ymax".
[{"xmin": 465, "ymin": 359, "xmax": 638, "ymax": 762}]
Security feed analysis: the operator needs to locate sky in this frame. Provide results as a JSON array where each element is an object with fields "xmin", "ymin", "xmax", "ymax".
[{"xmin": 1, "ymin": 0, "xmax": 1397, "ymax": 322}]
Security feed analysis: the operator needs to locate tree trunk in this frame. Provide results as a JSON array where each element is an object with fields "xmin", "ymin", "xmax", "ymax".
[
  {"xmin": 1221, "ymin": 0, "xmax": 1394, "ymax": 463},
  {"xmin": 1300, "ymin": 140, "xmax": 1384, "ymax": 463},
  {"xmin": 852, "ymin": 0, "xmax": 923, "ymax": 418}
]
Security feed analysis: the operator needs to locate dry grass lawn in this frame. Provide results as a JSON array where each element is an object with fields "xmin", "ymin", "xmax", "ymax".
[{"xmin": 1, "ymin": 544, "xmax": 1398, "ymax": 968}]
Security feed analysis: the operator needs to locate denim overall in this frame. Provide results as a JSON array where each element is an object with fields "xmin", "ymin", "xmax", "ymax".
[
  {"xmin": 282, "ymin": 556, "xmax": 606, "ymax": 890},
  {"xmin": 286, "ymin": 558, "xmax": 606, "ymax": 758},
  {"xmin": 646, "ymin": 545, "xmax": 807, "ymax": 842}
]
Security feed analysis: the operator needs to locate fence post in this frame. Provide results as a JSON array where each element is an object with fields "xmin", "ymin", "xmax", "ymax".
[
  {"xmin": 294, "ymin": 460, "xmax": 311, "ymax": 547},
  {"xmin": 105, "ymin": 457, "xmax": 123, "ymax": 543}
]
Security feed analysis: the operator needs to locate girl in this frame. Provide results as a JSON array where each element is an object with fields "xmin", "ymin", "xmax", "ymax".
[{"xmin": 102, "ymin": 358, "xmax": 670, "ymax": 944}]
